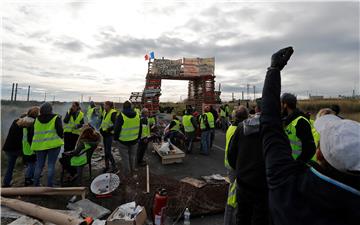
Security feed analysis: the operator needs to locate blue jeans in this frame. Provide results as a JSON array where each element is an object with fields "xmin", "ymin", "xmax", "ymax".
[
  {"xmin": 25, "ymin": 161, "xmax": 36, "ymax": 180},
  {"xmin": 201, "ymin": 130, "xmax": 211, "ymax": 155},
  {"xmin": 2, "ymin": 153, "xmax": 18, "ymax": 187},
  {"xmin": 33, "ymin": 147, "xmax": 60, "ymax": 187}
]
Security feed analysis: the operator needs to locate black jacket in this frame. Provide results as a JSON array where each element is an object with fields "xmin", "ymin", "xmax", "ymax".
[
  {"xmin": 2, "ymin": 119, "xmax": 23, "ymax": 156},
  {"xmin": 260, "ymin": 68, "xmax": 360, "ymax": 225},
  {"xmin": 114, "ymin": 108, "xmax": 141, "ymax": 146},
  {"xmin": 228, "ymin": 115, "xmax": 267, "ymax": 195},
  {"xmin": 283, "ymin": 108, "xmax": 316, "ymax": 162},
  {"xmin": 36, "ymin": 114, "xmax": 63, "ymax": 139}
]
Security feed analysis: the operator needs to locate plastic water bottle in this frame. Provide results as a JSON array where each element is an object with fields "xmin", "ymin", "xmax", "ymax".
[{"xmin": 184, "ymin": 208, "xmax": 190, "ymax": 225}]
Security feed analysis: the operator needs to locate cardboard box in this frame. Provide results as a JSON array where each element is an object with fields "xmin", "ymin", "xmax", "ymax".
[{"xmin": 106, "ymin": 206, "xmax": 147, "ymax": 225}]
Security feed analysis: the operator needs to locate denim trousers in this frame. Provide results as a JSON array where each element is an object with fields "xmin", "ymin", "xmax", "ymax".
[
  {"xmin": 119, "ymin": 143, "xmax": 136, "ymax": 175},
  {"xmin": 2, "ymin": 153, "xmax": 19, "ymax": 186},
  {"xmin": 201, "ymin": 130, "xmax": 211, "ymax": 154},
  {"xmin": 33, "ymin": 147, "xmax": 60, "ymax": 187}
]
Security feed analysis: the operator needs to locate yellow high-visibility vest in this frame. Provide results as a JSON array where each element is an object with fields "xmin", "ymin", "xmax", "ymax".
[
  {"xmin": 119, "ymin": 113, "xmax": 140, "ymax": 142},
  {"xmin": 64, "ymin": 111, "xmax": 84, "ymax": 135},
  {"xmin": 100, "ymin": 109, "xmax": 117, "ymax": 133},
  {"xmin": 31, "ymin": 116, "xmax": 63, "ymax": 151},
  {"xmin": 285, "ymin": 116, "xmax": 316, "ymax": 160},
  {"xmin": 224, "ymin": 125, "xmax": 237, "ymax": 169},
  {"xmin": 182, "ymin": 115, "xmax": 195, "ymax": 132},
  {"xmin": 170, "ymin": 119, "xmax": 181, "ymax": 132}
]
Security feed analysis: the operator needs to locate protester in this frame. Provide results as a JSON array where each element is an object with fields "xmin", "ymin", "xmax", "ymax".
[
  {"xmin": 60, "ymin": 125, "xmax": 100, "ymax": 185},
  {"xmin": 99, "ymin": 101, "xmax": 118, "ymax": 173},
  {"xmin": 114, "ymin": 101, "xmax": 141, "ymax": 175},
  {"xmin": 182, "ymin": 109, "xmax": 198, "ymax": 153},
  {"xmin": 137, "ymin": 108, "xmax": 150, "ymax": 166},
  {"xmin": 63, "ymin": 102, "xmax": 84, "ymax": 152},
  {"xmin": 219, "ymin": 105, "xmax": 228, "ymax": 132},
  {"xmin": 2, "ymin": 107, "xmax": 39, "ymax": 187},
  {"xmin": 228, "ymin": 99, "xmax": 269, "ymax": 225},
  {"xmin": 209, "ymin": 105, "xmax": 217, "ymax": 149},
  {"xmin": 164, "ymin": 115, "xmax": 182, "ymax": 145},
  {"xmin": 223, "ymin": 105, "xmax": 249, "ymax": 225},
  {"xmin": 199, "ymin": 106, "xmax": 214, "ymax": 155},
  {"xmin": 281, "ymin": 92, "xmax": 316, "ymax": 162},
  {"xmin": 330, "ymin": 104, "xmax": 344, "ymax": 119},
  {"xmin": 260, "ymin": 47, "xmax": 360, "ymax": 225},
  {"xmin": 32, "ymin": 102, "xmax": 63, "ymax": 187},
  {"xmin": 86, "ymin": 101, "xmax": 98, "ymax": 128}
]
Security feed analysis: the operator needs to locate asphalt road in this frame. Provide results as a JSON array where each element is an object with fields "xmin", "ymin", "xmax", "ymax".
[{"xmin": 145, "ymin": 129, "xmax": 228, "ymax": 225}]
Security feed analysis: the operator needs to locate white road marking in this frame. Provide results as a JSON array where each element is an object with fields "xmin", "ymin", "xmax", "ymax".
[{"xmin": 213, "ymin": 144, "xmax": 225, "ymax": 151}]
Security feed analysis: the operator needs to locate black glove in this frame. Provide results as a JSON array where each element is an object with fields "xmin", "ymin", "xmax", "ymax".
[{"xmin": 270, "ymin": 46, "xmax": 294, "ymax": 71}]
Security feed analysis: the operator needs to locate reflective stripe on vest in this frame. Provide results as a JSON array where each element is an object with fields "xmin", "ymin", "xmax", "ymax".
[
  {"xmin": 70, "ymin": 143, "xmax": 92, "ymax": 166},
  {"xmin": 119, "ymin": 113, "xmax": 140, "ymax": 142},
  {"xmin": 86, "ymin": 106, "xmax": 96, "ymax": 121},
  {"xmin": 64, "ymin": 111, "xmax": 84, "ymax": 135},
  {"xmin": 200, "ymin": 112, "xmax": 215, "ymax": 130},
  {"xmin": 31, "ymin": 116, "xmax": 63, "ymax": 151},
  {"xmin": 22, "ymin": 128, "xmax": 33, "ymax": 156},
  {"xmin": 100, "ymin": 109, "xmax": 117, "ymax": 132},
  {"xmin": 170, "ymin": 119, "xmax": 180, "ymax": 132},
  {"xmin": 227, "ymin": 180, "xmax": 237, "ymax": 208},
  {"xmin": 141, "ymin": 119, "xmax": 151, "ymax": 138},
  {"xmin": 285, "ymin": 116, "xmax": 316, "ymax": 160},
  {"xmin": 224, "ymin": 125, "xmax": 237, "ymax": 169},
  {"xmin": 182, "ymin": 115, "xmax": 195, "ymax": 133}
]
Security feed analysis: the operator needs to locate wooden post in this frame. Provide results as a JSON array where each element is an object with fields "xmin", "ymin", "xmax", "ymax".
[
  {"xmin": 1, "ymin": 187, "xmax": 86, "ymax": 199},
  {"xmin": 146, "ymin": 164, "xmax": 150, "ymax": 193},
  {"xmin": 1, "ymin": 197, "xmax": 87, "ymax": 225}
]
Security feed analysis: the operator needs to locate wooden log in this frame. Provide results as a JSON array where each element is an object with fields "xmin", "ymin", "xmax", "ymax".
[
  {"xmin": 1, "ymin": 197, "xmax": 87, "ymax": 225},
  {"xmin": 1, "ymin": 187, "xmax": 86, "ymax": 199},
  {"xmin": 146, "ymin": 165, "xmax": 150, "ymax": 193}
]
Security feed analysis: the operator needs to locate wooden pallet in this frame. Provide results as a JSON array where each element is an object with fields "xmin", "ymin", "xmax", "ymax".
[{"xmin": 152, "ymin": 142, "xmax": 185, "ymax": 165}]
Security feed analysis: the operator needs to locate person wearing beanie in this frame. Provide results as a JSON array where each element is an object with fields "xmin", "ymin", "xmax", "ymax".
[
  {"xmin": 182, "ymin": 109, "xmax": 198, "ymax": 153},
  {"xmin": 261, "ymin": 47, "xmax": 360, "ymax": 225},
  {"xmin": 2, "ymin": 107, "xmax": 40, "ymax": 187},
  {"xmin": 281, "ymin": 92, "xmax": 316, "ymax": 162},
  {"xmin": 31, "ymin": 102, "xmax": 63, "ymax": 187},
  {"xmin": 114, "ymin": 100, "xmax": 141, "ymax": 175}
]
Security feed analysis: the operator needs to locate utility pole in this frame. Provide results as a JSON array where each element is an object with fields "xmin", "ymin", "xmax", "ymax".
[
  {"xmin": 27, "ymin": 85, "xmax": 30, "ymax": 101},
  {"xmin": 253, "ymin": 85, "xmax": 256, "ymax": 100},
  {"xmin": 242, "ymin": 91, "xmax": 244, "ymax": 100},
  {"xmin": 246, "ymin": 84, "xmax": 250, "ymax": 100},
  {"xmin": 81, "ymin": 94, "xmax": 83, "ymax": 103},
  {"xmin": 11, "ymin": 83, "xmax": 14, "ymax": 101},
  {"xmin": 218, "ymin": 83, "xmax": 221, "ymax": 92},
  {"xmin": 44, "ymin": 91, "xmax": 47, "ymax": 102},
  {"xmin": 232, "ymin": 92, "xmax": 234, "ymax": 102},
  {"xmin": 14, "ymin": 83, "xmax": 18, "ymax": 102}
]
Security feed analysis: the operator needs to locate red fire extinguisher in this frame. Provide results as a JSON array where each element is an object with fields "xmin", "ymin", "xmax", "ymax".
[{"xmin": 153, "ymin": 188, "xmax": 168, "ymax": 225}]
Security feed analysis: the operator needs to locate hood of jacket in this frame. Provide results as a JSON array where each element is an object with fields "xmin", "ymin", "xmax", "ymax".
[
  {"xmin": 283, "ymin": 108, "xmax": 306, "ymax": 126},
  {"xmin": 16, "ymin": 116, "xmax": 35, "ymax": 127},
  {"xmin": 243, "ymin": 114, "xmax": 260, "ymax": 136},
  {"xmin": 121, "ymin": 108, "xmax": 137, "ymax": 118},
  {"xmin": 37, "ymin": 114, "xmax": 59, "ymax": 123}
]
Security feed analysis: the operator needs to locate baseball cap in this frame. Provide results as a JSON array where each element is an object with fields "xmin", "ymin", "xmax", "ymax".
[{"xmin": 314, "ymin": 115, "xmax": 360, "ymax": 174}]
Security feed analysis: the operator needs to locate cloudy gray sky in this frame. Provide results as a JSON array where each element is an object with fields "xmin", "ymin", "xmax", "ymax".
[{"xmin": 1, "ymin": 1, "xmax": 359, "ymax": 102}]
